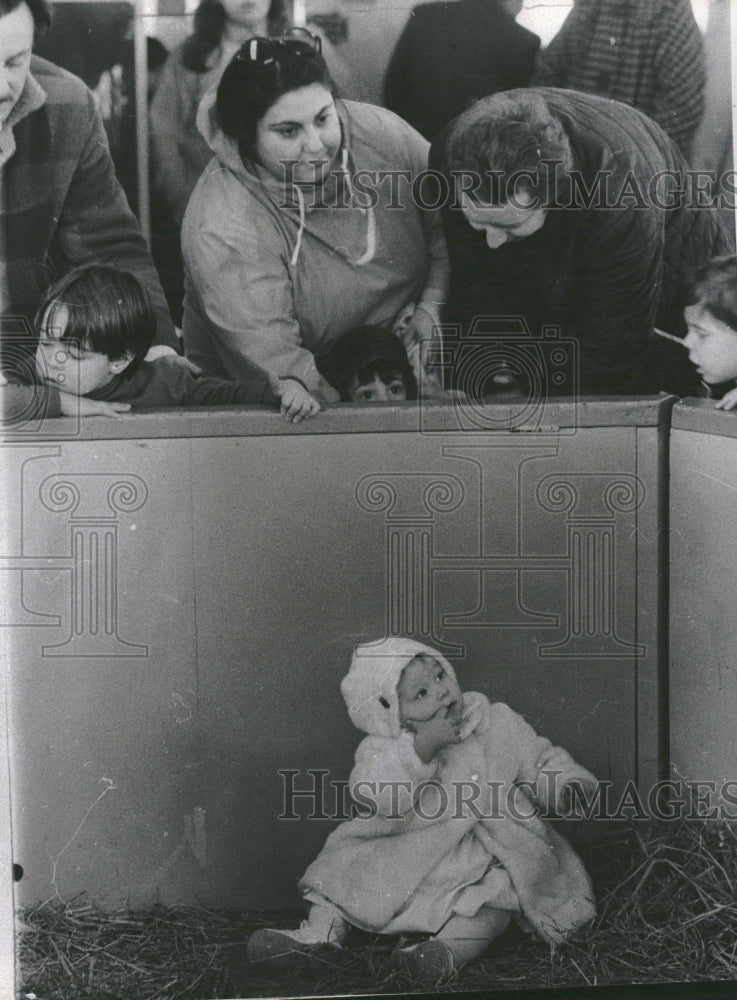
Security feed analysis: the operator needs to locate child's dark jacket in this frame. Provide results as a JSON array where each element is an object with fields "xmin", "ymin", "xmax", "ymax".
[
  {"xmin": 87, "ymin": 355, "xmax": 279, "ymax": 408},
  {"xmin": 1, "ymin": 356, "xmax": 280, "ymax": 425}
]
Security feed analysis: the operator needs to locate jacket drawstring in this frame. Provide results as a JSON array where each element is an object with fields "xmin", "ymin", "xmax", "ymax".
[
  {"xmin": 339, "ymin": 146, "xmax": 376, "ymax": 267},
  {"xmin": 289, "ymin": 148, "xmax": 377, "ymax": 268},
  {"xmin": 290, "ymin": 184, "xmax": 306, "ymax": 267}
]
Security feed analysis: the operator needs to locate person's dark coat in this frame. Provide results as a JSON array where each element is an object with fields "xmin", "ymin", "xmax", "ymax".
[
  {"xmin": 431, "ymin": 88, "xmax": 735, "ymax": 397},
  {"xmin": 384, "ymin": 0, "xmax": 540, "ymax": 141}
]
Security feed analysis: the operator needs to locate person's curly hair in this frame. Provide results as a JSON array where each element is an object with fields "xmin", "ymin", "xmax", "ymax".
[{"xmin": 442, "ymin": 89, "xmax": 573, "ymax": 206}]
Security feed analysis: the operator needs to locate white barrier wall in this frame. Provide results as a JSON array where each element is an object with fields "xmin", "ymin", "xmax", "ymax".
[
  {"xmin": 670, "ymin": 400, "xmax": 737, "ymax": 800},
  {"xmin": 2, "ymin": 397, "xmax": 671, "ymax": 911}
]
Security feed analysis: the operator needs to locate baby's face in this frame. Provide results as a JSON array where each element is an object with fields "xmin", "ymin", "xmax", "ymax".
[
  {"xmin": 348, "ymin": 372, "xmax": 408, "ymax": 403},
  {"xmin": 397, "ymin": 654, "xmax": 462, "ymax": 726},
  {"xmin": 683, "ymin": 302, "xmax": 737, "ymax": 385}
]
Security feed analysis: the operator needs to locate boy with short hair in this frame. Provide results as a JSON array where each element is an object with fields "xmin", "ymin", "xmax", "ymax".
[
  {"xmin": 684, "ymin": 255, "xmax": 737, "ymax": 410},
  {"xmin": 3, "ymin": 264, "xmax": 320, "ymax": 423}
]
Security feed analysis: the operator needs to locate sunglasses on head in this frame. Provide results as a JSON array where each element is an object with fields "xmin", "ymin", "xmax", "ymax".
[{"xmin": 237, "ymin": 27, "xmax": 322, "ymax": 66}]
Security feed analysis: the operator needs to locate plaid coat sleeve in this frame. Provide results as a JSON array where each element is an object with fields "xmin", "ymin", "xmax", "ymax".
[{"xmin": 648, "ymin": 0, "xmax": 705, "ymax": 157}]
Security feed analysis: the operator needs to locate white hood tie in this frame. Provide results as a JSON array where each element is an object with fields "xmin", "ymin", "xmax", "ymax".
[
  {"xmin": 290, "ymin": 183, "xmax": 307, "ymax": 267},
  {"xmin": 290, "ymin": 146, "xmax": 376, "ymax": 268}
]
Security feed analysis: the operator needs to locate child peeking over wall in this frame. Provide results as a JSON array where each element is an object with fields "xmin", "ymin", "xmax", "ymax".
[
  {"xmin": 317, "ymin": 325, "xmax": 420, "ymax": 402},
  {"xmin": 2, "ymin": 264, "xmax": 320, "ymax": 424}
]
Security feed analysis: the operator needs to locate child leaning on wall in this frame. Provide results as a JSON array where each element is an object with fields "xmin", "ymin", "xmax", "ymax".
[
  {"xmin": 1, "ymin": 264, "xmax": 320, "ymax": 424},
  {"xmin": 684, "ymin": 255, "xmax": 737, "ymax": 410},
  {"xmin": 248, "ymin": 637, "xmax": 598, "ymax": 986}
]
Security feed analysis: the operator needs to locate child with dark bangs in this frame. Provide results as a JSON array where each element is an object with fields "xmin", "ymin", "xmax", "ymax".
[
  {"xmin": 317, "ymin": 326, "xmax": 420, "ymax": 403},
  {"xmin": 10, "ymin": 263, "xmax": 320, "ymax": 422}
]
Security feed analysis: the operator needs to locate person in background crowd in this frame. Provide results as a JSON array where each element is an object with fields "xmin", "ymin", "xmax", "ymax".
[
  {"xmin": 0, "ymin": 0, "xmax": 178, "ymax": 414},
  {"xmin": 690, "ymin": 0, "xmax": 733, "ymax": 235},
  {"xmin": 384, "ymin": 0, "xmax": 539, "ymax": 142},
  {"xmin": 307, "ymin": 0, "xmax": 415, "ymax": 105},
  {"xmin": 531, "ymin": 0, "xmax": 705, "ymax": 161},
  {"xmin": 431, "ymin": 88, "xmax": 732, "ymax": 398},
  {"xmin": 182, "ymin": 30, "xmax": 448, "ymax": 401},
  {"xmin": 150, "ymin": 0, "xmax": 290, "ymax": 230}
]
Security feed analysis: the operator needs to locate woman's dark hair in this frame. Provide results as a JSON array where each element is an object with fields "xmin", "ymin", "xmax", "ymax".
[
  {"xmin": 35, "ymin": 264, "xmax": 157, "ymax": 375},
  {"xmin": 182, "ymin": 0, "xmax": 289, "ymax": 73},
  {"xmin": 0, "ymin": 0, "xmax": 50, "ymax": 34},
  {"xmin": 691, "ymin": 255, "xmax": 737, "ymax": 331},
  {"xmin": 216, "ymin": 37, "xmax": 333, "ymax": 154}
]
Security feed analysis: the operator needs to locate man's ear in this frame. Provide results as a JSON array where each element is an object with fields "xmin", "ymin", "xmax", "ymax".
[{"xmin": 109, "ymin": 351, "xmax": 135, "ymax": 374}]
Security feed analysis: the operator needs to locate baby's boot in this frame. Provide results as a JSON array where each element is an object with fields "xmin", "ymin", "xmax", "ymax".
[
  {"xmin": 247, "ymin": 905, "xmax": 345, "ymax": 969},
  {"xmin": 390, "ymin": 937, "xmax": 454, "ymax": 987}
]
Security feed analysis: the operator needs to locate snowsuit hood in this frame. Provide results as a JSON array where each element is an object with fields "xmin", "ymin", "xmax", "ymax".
[{"xmin": 341, "ymin": 637, "xmax": 459, "ymax": 738}]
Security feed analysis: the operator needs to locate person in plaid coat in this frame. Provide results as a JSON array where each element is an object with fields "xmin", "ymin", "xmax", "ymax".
[
  {"xmin": 531, "ymin": 0, "xmax": 705, "ymax": 161},
  {"xmin": 0, "ymin": 0, "xmax": 178, "ymax": 380}
]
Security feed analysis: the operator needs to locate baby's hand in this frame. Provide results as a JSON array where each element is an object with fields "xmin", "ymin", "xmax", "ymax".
[
  {"xmin": 556, "ymin": 778, "xmax": 598, "ymax": 818},
  {"xmin": 409, "ymin": 707, "xmax": 462, "ymax": 763},
  {"xmin": 273, "ymin": 377, "xmax": 321, "ymax": 423},
  {"xmin": 458, "ymin": 698, "xmax": 483, "ymax": 741},
  {"xmin": 715, "ymin": 388, "xmax": 737, "ymax": 411}
]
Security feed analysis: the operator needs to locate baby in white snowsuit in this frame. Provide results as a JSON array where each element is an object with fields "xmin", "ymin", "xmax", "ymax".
[{"xmin": 248, "ymin": 638, "xmax": 598, "ymax": 984}]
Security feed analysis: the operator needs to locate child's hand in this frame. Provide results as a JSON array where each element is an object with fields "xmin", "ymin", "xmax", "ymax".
[
  {"xmin": 715, "ymin": 388, "xmax": 737, "ymax": 411},
  {"xmin": 59, "ymin": 393, "xmax": 131, "ymax": 418},
  {"xmin": 273, "ymin": 376, "xmax": 321, "ymax": 423},
  {"xmin": 407, "ymin": 706, "xmax": 462, "ymax": 763}
]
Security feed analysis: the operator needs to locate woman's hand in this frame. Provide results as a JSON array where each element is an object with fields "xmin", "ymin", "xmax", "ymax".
[{"xmin": 274, "ymin": 377, "xmax": 321, "ymax": 423}]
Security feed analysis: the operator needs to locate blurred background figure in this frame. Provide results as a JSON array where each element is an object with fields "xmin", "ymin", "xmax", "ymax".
[
  {"xmin": 384, "ymin": 0, "xmax": 539, "ymax": 142},
  {"xmin": 690, "ymin": 0, "xmax": 733, "ymax": 233},
  {"xmin": 148, "ymin": 0, "xmax": 290, "ymax": 325},
  {"xmin": 307, "ymin": 0, "xmax": 416, "ymax": 104},
  {"xmin": 150, "ymin": 0, "xmax": 290, "ymax": 231},
  {"xmin": 531, "ymin": 0, "xmax": 706, "ymax": 161}
]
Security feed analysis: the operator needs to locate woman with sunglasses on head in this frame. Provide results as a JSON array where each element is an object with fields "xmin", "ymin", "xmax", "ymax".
[{"xmin": 180, "ymin": 29, "xmax": 449, "ymax": 400}]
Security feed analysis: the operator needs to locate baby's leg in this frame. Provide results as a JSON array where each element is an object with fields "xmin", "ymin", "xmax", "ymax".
[
  {"xmin": 391, "ymin": 907, "xmax": 510, "ymax": 986},
  {"xmin": 436, "ymin": 906, "xmax": 511, "ymax": 964}
]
